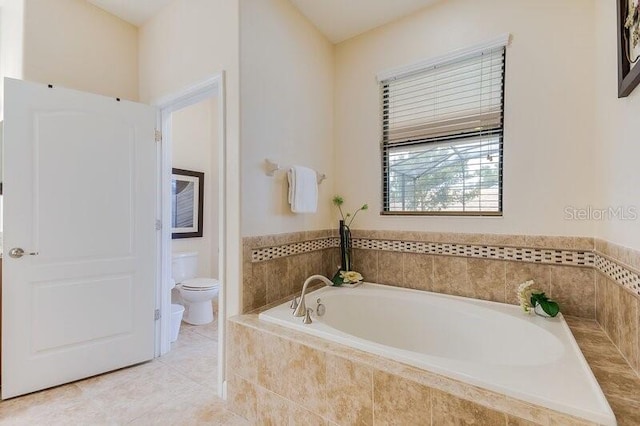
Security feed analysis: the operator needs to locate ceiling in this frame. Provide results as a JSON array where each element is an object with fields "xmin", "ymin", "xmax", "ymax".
[
  {"xmin": 288, "ymin": 0, "xmax": 441, "ymax": 43},
  {"xmin": 87, "ymin": 0, "xmax": 172, "ymax": 27},
  {"xmin": 87, "ymin": 0, "xmax": 440, "ymax": 43}
]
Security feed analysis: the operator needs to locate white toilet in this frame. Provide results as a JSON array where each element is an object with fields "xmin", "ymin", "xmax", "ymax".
[{"xmin": 171, "ymin": 252, "xmax": 220, "ymax": 325}]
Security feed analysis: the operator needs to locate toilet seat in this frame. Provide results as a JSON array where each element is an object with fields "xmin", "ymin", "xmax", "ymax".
[{"xmin": 181, "ymin": 278, "xmax": 219, "ymax": 291}]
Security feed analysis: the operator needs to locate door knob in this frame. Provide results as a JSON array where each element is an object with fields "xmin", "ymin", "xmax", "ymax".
[{"xmin": 8, "ymin": 248, "xmax": 39, "ymax": 258}]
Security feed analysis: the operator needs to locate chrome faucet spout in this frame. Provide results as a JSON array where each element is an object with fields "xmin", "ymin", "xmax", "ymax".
[{"xmin": 293, "ymin": 275, "xmax": 333, "ymax": 317}]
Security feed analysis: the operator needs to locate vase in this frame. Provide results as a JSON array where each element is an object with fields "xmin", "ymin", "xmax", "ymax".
[
  {"xmin": 339, "ymin": 220, "xmax": 352, "ymax": 272},
  {"xmin": 534, "ymin": 303, "xmax": 551, "ymax": 318}
]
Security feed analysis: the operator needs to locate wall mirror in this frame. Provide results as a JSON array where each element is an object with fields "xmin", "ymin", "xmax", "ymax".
[
  {"xmin": 618, "ymin": 0, "xmax": 640, "ymax": 97},
  {"xmin": 171, "ymin": 168, "xmax": 204, "ymax": 239}
]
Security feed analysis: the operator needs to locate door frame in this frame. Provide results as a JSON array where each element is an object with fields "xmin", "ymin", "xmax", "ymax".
[{"xmin": 153, "ymin": 73, "xmax": 227, "ymax": 396}]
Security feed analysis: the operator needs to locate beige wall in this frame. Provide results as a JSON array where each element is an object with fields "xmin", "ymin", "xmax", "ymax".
[
  {"xmin": 139, "ymin": 0, "xmax": 242, "ymax": 315},
  {"xmin": 138, "ymin": 0, "xmax": 238, "ymax": 105},
  {"xmin": 171, "ymin": 97, "xmax": 219, "ymax": 278},
  {"xmin": 21, "ymin": 0, "xmax": 138, "ymax": 101},
  {"xmin": 594, "ymin": 1, "xmax": 640, "ymax": 252},
  {"xmin": 333, "ymin": 0, "xmax": 597, "ymax": 237},
  {"xmin": 239, "ymin": 0, "xmax": 334, "ymax": 237},
  {"xmin": 0, "ymin": 0, "xmax": 25, "ymax": 118}
]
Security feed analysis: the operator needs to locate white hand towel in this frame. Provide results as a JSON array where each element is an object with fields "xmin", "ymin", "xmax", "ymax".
[{"xmin": 287, "ymin": 165, "xmax": 318, "ymax": 213}]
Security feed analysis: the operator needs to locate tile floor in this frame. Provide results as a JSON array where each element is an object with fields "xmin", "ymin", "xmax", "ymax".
[
  {"xmin": 0, "ymin": 318, "xmax": 246, "ymax": 425},
  {"xmin": 3, "ymin": 314, "xmax": 639, "ymax": 425}
]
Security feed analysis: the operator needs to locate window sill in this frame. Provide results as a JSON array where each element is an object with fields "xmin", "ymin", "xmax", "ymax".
[{"xmin": 380, "ymin": 211, "xmax": 503, "ymax": 217}]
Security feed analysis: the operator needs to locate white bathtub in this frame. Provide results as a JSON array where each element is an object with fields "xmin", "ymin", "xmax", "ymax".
[{"xmin": 259, "ymin": 282, "xmax": 616, "ymax": 425}]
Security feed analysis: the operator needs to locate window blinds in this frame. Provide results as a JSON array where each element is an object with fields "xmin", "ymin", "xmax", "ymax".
[{"xmin": 381, "ymin": 46, "xmax": 506, "ymax": 215}]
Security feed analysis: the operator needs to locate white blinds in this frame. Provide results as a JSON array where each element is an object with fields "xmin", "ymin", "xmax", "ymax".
[{"xmin": 381, "ymin": 46, "xmax": 506, "ymax": 215}]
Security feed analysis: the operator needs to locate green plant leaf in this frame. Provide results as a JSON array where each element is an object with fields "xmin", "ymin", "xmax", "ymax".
[
  {"xmin": 530, "ymin": 292, "xmax": 548, "ymax": 305},
  {"xmin": 530, "ymin": 292, "xmax": 560, "ymax": 317},
  {"xmin": 530, "ymin": 294, "xmax": 542, "ymax": 306},
  {"xmin": 331, "ymin": 270, "xmax": 343, "ymax": 287},
  {"xmin": 539, "ymin": 299, "xmax": 560, "ymax": 317}
]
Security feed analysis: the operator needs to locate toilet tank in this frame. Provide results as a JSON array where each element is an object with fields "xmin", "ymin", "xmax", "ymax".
[{"xmin": 171, "ymin": 252, "xmax": 199, "ymax": 283}]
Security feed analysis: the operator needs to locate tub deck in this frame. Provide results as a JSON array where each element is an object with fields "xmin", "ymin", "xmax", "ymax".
[
  {"xmin": 564, "ymin": 316, "xmax": 640, "ymax": 425},
  {"xmin": 259, "ymin": 284, "xmax": 612, "ymax": 423},
  {"xmin": 228, "ymin": 311, "xmax": 640, "ymax": 425}
]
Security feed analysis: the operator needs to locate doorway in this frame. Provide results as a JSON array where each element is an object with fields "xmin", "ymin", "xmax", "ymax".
[
  {"xmin": 1, "ymin": 76, "xmax": 229, "ymax": 400},
  {"xmin": 154, "ymin": 75, "xmax": 226, "ymax": 397}
]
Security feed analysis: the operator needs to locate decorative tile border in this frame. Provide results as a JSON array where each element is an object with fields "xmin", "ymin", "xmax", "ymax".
[
  {"xmin": 595, "ymin": 254, "xmax": 640, "ymax": 296},
  {"xmin": 251, "ymin": 238, "xmax": 339, "ymax": 262},
  {"xmin": 249, "ymin": 235, "xmax": 640, "ymax": 296},
  {"xmin": 251, "ymin": 237, "xmax": 594, "ymax": 266},
  {"xmin": 353, "ymin": 238, "xmax": 595, "ymax": 266}
]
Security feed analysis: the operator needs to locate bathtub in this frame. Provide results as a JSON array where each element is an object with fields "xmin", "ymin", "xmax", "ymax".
[{"xmin": 259, "ymin": 282, "xmax": 616, "ymax": 426}]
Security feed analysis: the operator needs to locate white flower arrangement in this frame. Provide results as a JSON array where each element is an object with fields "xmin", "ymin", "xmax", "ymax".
[
  {"xmin": 340, "ymin": 271, "xmax": 363, "ymax": 284},
  {"xmin": 517, "ymin": 280, "xmax": 536, "ymax": 314}
]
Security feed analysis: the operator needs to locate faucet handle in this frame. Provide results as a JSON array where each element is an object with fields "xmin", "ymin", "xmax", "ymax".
[
  {"xmin": 303, "ymin": 308, "xmax": 313, "ymax": 324},
  {"xmin": 290, "ymin": 297, "xmax": 299, "ymax": 310},
  {"xmin": 316, "ymin": 299, "xmax": 326, "ymax": 317}
]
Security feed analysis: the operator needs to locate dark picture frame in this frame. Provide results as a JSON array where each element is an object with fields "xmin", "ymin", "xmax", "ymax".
[
  {"xmin": 171, "ymin": 168, "xmax": 204, "ymax": 239},
  {"xmin": 618, "ymin": 0, "xmax": 640, "ymax": 97}
]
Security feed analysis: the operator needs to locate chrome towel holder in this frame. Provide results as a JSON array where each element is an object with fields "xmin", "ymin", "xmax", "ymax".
[{"xmin": 264, "ymin": 158, "xmax": 326, "ymax": 184}]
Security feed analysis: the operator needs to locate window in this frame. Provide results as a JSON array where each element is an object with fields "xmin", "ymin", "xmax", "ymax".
[{"xmin": 380, "ymin": 42, "xmax": 507, "ymax": 215}]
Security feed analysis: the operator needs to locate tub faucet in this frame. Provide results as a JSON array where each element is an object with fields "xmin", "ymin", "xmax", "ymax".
[{"xmin": 293, "ymin": 275, "xmax": 333, "ymax": 318}]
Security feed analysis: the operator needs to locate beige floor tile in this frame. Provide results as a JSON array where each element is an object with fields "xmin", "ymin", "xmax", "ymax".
[
  {"xmin": 183, "ymin": 318, "xmax": 219, "ymax": 340},
  {"xmin": 0, "ymin": 317, "xmax": 221, "ymax": 425},
  {"xmin": 128, "ymin": 387, "xmax": 226, "ymax": 425},
  {"xmin": 169, "ymin": 327, "xmax": 212, "ymax": 350},
  {"xmin": 89, "ymin": 364, "xmax": 206, "ymax": 423},
  {"xmin": 0, "ymin": 384, "xmax": 105, "ymax": 426},
  {"xmin": 160, "ymin": 351, "xmax": 219, "ymax": 390},
  {"xmin": 74, "ymin": 360, "xmax": 164, "ymax": 396},
  {"xmin": 18, "ymin": 397, "xmax": 112, "ymax": 426},
  {"xmin": 0, "ymin": 383, "xmax": 82, "ymax": 420},
  {"xmin": 158, "ymin": 328, "xmax": 218, "ymax": 389}
]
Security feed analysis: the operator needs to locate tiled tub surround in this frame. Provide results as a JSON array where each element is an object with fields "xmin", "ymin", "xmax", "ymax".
[
  {"xmin": 239, "ymin": 231, "xmax": 640, "ymax": 423},
  {"xmin": 228, "ymin": 315, "xmax": 629, "ymax": 425},
  {"xmin": 259, "ymin": 284, "xmax": 615, "ymax": 424},
  {"xmin": 594, "ymin": 239, "xmax": 640, "ymax": 377},
  {"xmin": 244, "ymin": 231, "xmax": 639, "ymax": 315},
  {"xmin": 243, "ymin": 230, "xmax": 629, "ymax": 318},
  {"xmin": 242, "ymin": 231, "xmax": 339, "ymax": 313}
]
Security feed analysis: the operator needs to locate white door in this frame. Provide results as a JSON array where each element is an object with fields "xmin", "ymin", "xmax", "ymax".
[{"xmin": 1, "ymin": 78, "xmax": 158, "ymax": 399}]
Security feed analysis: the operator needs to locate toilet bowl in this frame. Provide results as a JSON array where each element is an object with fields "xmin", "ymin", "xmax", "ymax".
[
  {"xmin": 171, "ymin": 252, "xmax": 220, "ymax": 325},
  {"xmin": 178, "ymin": 278, "xmax": 220, "ymax": 325}
]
